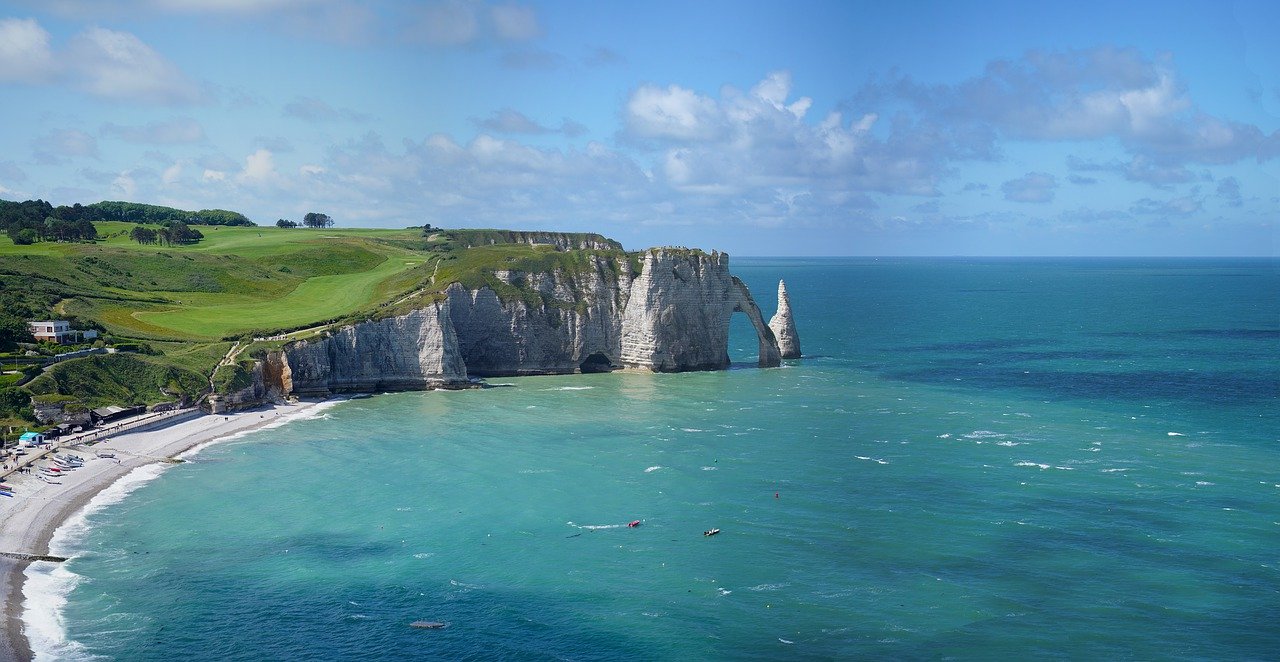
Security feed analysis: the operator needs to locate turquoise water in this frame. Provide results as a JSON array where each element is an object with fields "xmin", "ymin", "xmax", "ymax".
[{"xmin": 35, "ymin": 258, "xmax": 1280, "ymax": 660}]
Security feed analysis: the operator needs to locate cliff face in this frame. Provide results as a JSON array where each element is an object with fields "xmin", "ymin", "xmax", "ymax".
[
  {"xmin": 272, "ymin": 302, "xmax": 467, "ymax": 397},
  {"xmin": 252, "ymin": 246, "xmax": 787, "ymax": 398},
  {"xmin": 619, "ymin": 250, "xmax": 780, "ymax": 371},
  {"xmin": 446, "ymin": 254, "xmax": 631, "ymax": 375}
]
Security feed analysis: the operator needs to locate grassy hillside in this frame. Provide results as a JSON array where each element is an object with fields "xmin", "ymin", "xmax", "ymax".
[{"xmin": 0, "ymin": 220, "xmax": 639, "ymax": 425}]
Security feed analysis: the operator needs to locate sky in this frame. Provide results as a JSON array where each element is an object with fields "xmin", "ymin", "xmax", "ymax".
[{"xmin": 0, "ymin": 0, "xmax": 1277, "ymax": 256}]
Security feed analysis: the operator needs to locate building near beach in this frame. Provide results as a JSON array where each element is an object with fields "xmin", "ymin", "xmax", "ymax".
[{"xmin": 19, "ymin": 431, "xmax": 46, "ymax": 446}]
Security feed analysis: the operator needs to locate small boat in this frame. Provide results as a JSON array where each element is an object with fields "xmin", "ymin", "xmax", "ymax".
[
  {"xmin": 628, "ymin": 520, "xmax": 641, "ymax": 528},
  {"xmin": 0, "ymin": 492, "xmax": 13, "ymax": 498},
  {"xmin": 0, "ymin": 484, "xmax": 12, "ymax": 491},
  {"xmin": 703, "ymin": 528, "xmax": 720, "ymax": 537}
]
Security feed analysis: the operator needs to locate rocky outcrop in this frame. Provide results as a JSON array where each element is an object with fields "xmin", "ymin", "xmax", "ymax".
[
  {"xmin": 619, "ymin": 250, "xmax": 779, "ymax": 370},
  {"xmin": 243, "ymin": 246, "xmax": 790, "ymax": 400},
  {"xmin": 271, "ymin": 301, "xmax": 467, "ymax": 396},
  {"xmin": 768, "ymin": 280, "xmax": 801, "ymax": 359}
]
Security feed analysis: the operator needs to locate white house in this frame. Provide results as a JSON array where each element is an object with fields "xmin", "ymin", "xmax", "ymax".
[{"xmin": 27, "ymin": 321, "xmax": 96, "ymax": 344}]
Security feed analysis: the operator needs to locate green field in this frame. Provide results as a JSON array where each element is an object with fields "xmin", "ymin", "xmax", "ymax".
[{"xmin": 4, "ymin": 224, "xmax": 430, "ymax": 341}]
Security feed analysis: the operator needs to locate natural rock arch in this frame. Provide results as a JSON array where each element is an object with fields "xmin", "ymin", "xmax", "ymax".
[{"xmin": 730, "ymin": 277, "xmax": 782, "ymax": 368}]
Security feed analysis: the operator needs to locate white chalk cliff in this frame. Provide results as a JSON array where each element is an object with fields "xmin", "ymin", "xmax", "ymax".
[
  {"xmin": 768, "ymin": 279, "xmax": 801, "ymax": 359},
  {"xmin": 252, "ymin": 244, "xmax": 789, "ymax": 399}
]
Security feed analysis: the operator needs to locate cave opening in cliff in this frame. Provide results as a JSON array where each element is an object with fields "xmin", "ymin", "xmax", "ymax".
[{"xmin": 579, "ymin": 352, "xmax": 615, "ymax": 373}]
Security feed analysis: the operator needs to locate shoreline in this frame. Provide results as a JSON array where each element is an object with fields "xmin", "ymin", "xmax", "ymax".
[{"xmin": 0, "ymin": 400, "xmax": 326, "ymax": 661}]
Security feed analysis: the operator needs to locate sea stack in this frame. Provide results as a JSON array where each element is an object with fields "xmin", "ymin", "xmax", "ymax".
[{"xmin": 768, "ymin": 280, "xmax": 801, "ymax": 359}]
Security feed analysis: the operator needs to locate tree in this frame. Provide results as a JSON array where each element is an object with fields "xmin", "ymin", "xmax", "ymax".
[
  {"xmin": 0, "ymin": 313, "xmax": 32, "ymax": 351},
  {"xmin": 302, "ymin": 212, "xmax": 334, "ymax": 228},
  {"xmin": 276, "ymin": 218, "xmax": 298, "ymax": 228}
]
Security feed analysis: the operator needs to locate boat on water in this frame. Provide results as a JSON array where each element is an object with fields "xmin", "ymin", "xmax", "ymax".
[
  {"xmin": 628, "ymin": 520, "xmax": 641, "ymax": 528},
  {"xmin": 703, "ymin": 528, "xmax": 721, "ymax": 537}
]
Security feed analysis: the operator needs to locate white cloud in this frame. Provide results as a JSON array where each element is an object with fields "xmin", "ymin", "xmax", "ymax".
[
  {"xmin": 202, "ymin": 169, "xmax": 226, "ymax": 182},
  {"xmin": 859, "ymin": 47, "xmax": 1280, "ymax": 168},
  {"xmin": 162, "ymin": 162, "xmax": 183, "ymax": 185},
  {"xmin": 0, "ymin": 18, "xmax": 58, "ymax": 84},
  {"xmin": 625, "ymin": 84, "xmax": 724, "ymax": 141},
  {"xmin": 237, "ymin": 149, "xmax": 278, "ymax": 185},
  {"xmin": 409, "ymin": 1, "xmax": 480, "ymax": 46},
  {"xmin": 1001, "ymin": 172, "xmax": 1057, "ymax": 203},
  {"xmin": 33, "ymin": 128, "xmax": 99, "ymax": 164},
  {"xmin": 490, "ymin": 3, "xmax": 539, "ymax": 40},
  {"xmin": 101, "ymin": 117, "xmax": 205, "ymax": 144},
  {"xmin": 68, "ymin": 27, "xmax": 205, "ymax": 104}
]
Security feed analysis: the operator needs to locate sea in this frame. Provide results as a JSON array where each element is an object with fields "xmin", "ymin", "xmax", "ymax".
[{"xmin": 24, "ymin": 257, "xmax": 1280, "ymax": 660}]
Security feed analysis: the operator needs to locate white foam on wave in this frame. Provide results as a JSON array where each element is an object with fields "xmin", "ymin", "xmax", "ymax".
[
  {"xmin": 1195, "ymin": 481, "xmax": 1215, "ymax": 487},
  {"xmin": 1100, "ymin": 468, "xmax": 1131, "ymax": 473},
  {"xmin": 644, "ymin": 466, "xmax": 663, "ymax": 473},
  {"xmin": 546, "ymin": 386, "xmax": 593, "ymax": 391},
  {"xmin": 854, "ymin": 456, "xmax": 889, "ymax": 465},
  {"xmin": 681, "ymin": 428, "xmax": 704, "ymax": 433},
  {"xmin": 1167, "ymin": 432, "xmax": 1185, "ymax": 437},
  {"xmin": 937, "ymin": 433, "xmax": 952, "ymax": 439},
  {"xmin": 964, "ymin": 430, "xmax": 1007, "ymax": 439},
  {"xmin": 995, "ymin": 441, "xmax": 1021, "ymax": 447},
  {"xmin": 180, "ymin": 401, "xmax": 346, "ymax": 460},
  {"xmin": 1014, "ymin": 461, "xmax": 1050, "ymax": 470},
  {"xmin": 700, "ymin": 466, "xmax": 718, "ymax": 471},
  {"xmin": 747, "ymin": 583, "xmax": 790, "ymax": 591},
  {"xmin": 24, "ymin": 461, "xmax": 172, "ymax": 661},
  {"xmin": 567, "ymin": 521, "xmax": 624, "ymax": 530}
]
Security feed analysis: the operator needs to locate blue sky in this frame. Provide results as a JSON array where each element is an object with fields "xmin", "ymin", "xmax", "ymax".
[{"xmin": 0, "ymin": 0, "xmax": 1276, "ymax": 256}]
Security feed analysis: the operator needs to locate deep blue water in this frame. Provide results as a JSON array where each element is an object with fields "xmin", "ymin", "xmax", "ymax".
[{"xmin": 30, "ymin": 258, "xmax": 1280, "ymax": 660}]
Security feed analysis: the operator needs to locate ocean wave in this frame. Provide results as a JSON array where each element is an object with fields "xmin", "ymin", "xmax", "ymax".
[
  {"xmin": 964, "ymin": 430, "xmax": 1007, "ymax": 439},
  {"xmin": 545, "ymin": 386, "xmax": 594, "ymax": 391},
  {"xmin": 644, "ymin": 466, "xmax": 663, "ymax": 473},
  {"xmin": 1014, "ymin": 461, "xmax": 1050, "ymax": 470},
  {"xmin": 854, "ymin": 456, "xmax": 889, "ymax": 465},
  {"xmin": 25, "ymin": 462, "xmax": 171, "ymax": 661},
  {"xmin": 701, "ymin": 466, "xmax": 718, "ymax": 471},
  {"xmin": 22, "ymin": 561, "xmax": 91, "ymax": 661},
  {"xmin": 566, "ymin": 521, "xmax": 625, "ymax": 530},
  {"xmin": 747, "ymin": 583, "xmax": 790, "ymax": 591},
  {"xmin": 179, "ymin": 401, "xmax": 346, "ymax": 460}
]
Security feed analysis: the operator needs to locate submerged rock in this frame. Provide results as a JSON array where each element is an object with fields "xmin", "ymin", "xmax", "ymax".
[{"xmin": 768, "ymin": 280, "xmax": 801, "ymax": 359}]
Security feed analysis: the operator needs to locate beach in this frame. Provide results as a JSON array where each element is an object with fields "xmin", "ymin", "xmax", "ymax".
[{"xmin": 0, "ymin": 400, "xmax": 322, "ymax": 661}]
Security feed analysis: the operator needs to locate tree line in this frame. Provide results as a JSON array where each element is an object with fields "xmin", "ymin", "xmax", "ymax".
[
  {"xmin": 1, "ymin": 198, "xmax": 257, "ymax": 246},
  {"xmin": 276, "ymin": 212, "xmax": 334, "ymax": 229},
  {"xmin": 87, "ymin": 201, "xmax": 254, "ymax": 226},
  {"xmin": 0, "ymin": 200, "xmax": 98, "ymax": 245},
  {"xmin": 129, "ymin": 222, "xmax": 204, "ymax": 246}
]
